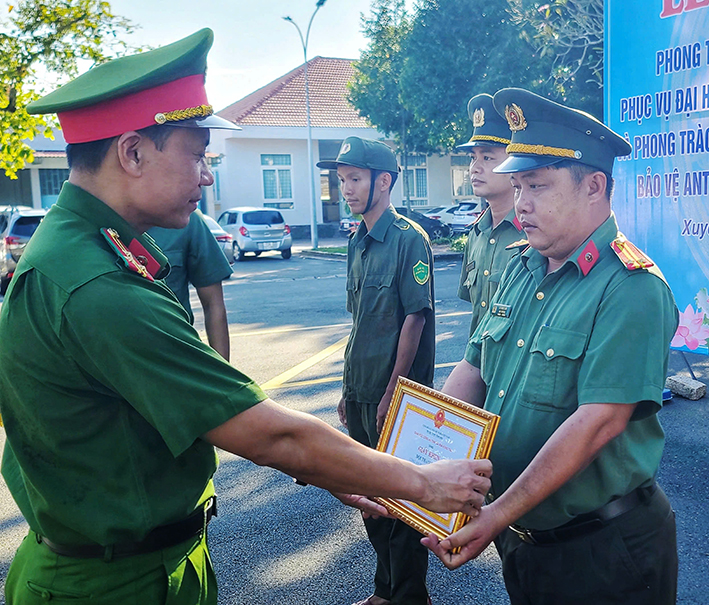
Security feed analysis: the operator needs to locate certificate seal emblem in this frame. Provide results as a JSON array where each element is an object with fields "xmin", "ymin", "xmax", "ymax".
[{"xmin": 434, "ymin": 409, "xmax": 445, "ymax": 428}]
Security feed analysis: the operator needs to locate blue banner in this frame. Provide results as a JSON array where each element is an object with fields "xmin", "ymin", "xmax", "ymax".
[{"xmin": 606, "ymin": 0, "xmax": 709, "ymax": 353}]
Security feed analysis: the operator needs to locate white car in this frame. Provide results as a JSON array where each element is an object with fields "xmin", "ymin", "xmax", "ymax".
[
  {"xmin": 217, "ymin": 207, "xmax": 293, "ymax": 261},
  {"xmin": 449, "ymin": 201, "xmax": 483, "ymax": 235}
]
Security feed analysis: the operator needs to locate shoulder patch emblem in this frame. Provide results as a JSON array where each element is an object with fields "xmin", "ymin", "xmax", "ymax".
[
  {"xmin": 101, "ymin": 228, "xmax": 155, "ymax": 282},
  {"xmin": 413, "ymin": 260, "xmax": 430, "ymax": 285},
  {"xmin": 611, "ymin": 235, "xmax": 654, "ymax": 271}
]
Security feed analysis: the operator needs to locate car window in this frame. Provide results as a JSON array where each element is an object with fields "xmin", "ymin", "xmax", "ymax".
[
  {"xmin": 217, "ymin": 213, "xmax": 228, "ymax": 227},
  {"xmin": 11, "ymin": 216, "xmax": 43, "ymax": 238},
  {"xmin": 243, "ymin": 210, "xmax": 284, "ymax": 225},
  {"xmin": 0, "ymin": 215, "xmax": 7, "ymax": 233}
]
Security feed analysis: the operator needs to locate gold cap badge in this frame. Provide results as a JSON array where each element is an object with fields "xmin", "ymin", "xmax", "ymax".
[
  {"xmin": 505, "ymin": 103, "xmax": 527, "ymax": 132},
  {"xmin": 473, "ymin": 107, "xmax": 485, "ymax": 128}
]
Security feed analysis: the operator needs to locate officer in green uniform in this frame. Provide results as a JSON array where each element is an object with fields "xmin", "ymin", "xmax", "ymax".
[
  {"xmin": 0, "ymin": 31, "xmax": 494, "ymax": 605},
  {"xmin": 423, "ymin": 88, "xmax": 679, "ymax": 605},
  {"xmin": 150, "ymin": 210, "xmax": 233, "ymax": 359},
  {"xmin": 318, "ymin": 137, "xmax": 435, "ymax": 605},
  {"xmin": 456, "ymin": 93, "xmax": 524, "ymax": 335}
]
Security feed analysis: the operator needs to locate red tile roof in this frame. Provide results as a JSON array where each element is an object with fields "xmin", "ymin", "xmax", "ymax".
[{"xmin": 217, "ymin": 57, "xmax": 370, "ymax": 129}]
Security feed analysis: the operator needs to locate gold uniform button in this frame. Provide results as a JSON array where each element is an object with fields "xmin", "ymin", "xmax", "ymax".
[
  {"xmin": 546, "ymin": 348, "xmax": 555, "ymax": 357},
  {"xmin": 536, "ymin": 292, "xmax": 545, "ymax": 300},
  {"xmin": 489, "ymin": 238, "xmax": 496, "ymax": 245},
  {"xmin": 517, "ymin": 339, "xmax": 525, "ymax": 347},
  {"xmin": 498, "ymin": 390, "xmax": 505, "ymax": 398},
  {"xmin": 484, "ymin": 270, "xmax": 490, "ymax": 276},
  {"xmin": 481, "ymin": 301, "xmax": 487, "ymax": 308}
]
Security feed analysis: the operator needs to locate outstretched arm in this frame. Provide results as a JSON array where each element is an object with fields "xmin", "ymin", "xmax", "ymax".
[{"xmin": 204, "ymin": 398, "xmax": 492, "ymax": 515}]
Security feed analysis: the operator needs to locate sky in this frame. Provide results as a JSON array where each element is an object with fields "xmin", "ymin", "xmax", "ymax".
[{"xmin": 107, "ymin": 0, "xmax": 394, "ymax": 111}]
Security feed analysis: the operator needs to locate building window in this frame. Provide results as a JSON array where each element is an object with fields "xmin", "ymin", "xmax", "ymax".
[
  {"xmin": 402, "ymin": 154, "xmax": 428, "ymax": 206},
  {"xmin": 39, "ymin": 169, "xmax": 69, "ymax": 196},
  {"xmin": 451, "ymin": 155, "xmax": 474, "ymax": 198},
  {"xmin": 261, "ymin": 154, "xmax": 293, "ymax": 207}
]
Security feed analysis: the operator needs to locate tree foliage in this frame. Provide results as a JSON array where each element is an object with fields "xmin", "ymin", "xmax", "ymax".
[
  {"xmin": 507, "ymin": 0, "xmax": 604, "ymax": 117},
  {"xmin": 399, "ymin": 0, "xmax": 552, "ymax": 151},
  {"xmin": 350, "ymin": 0, "xmax": 554, "ymax": 154},
  {"xmin": 0, "ymin": 0, "xmax": 134, "ymax": 178}
]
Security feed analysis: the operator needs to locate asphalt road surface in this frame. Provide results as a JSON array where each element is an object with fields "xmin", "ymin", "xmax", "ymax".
[{"xmin": 0, "ymin": 249, "xmax": 707, "ymax": 604}]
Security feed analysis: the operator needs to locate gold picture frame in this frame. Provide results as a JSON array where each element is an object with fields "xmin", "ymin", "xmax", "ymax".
[{"xmin": 374, "ymin": 377, "xmax": 499, "ymax": 540}]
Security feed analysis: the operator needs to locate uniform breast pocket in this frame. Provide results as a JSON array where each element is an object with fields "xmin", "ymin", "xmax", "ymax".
[
  {"xmin": 520, "ymin": 325, "xmax": 588, "ymax": 411},
  {"xmin": 479, "ymin": 316, "xmax": 513, "ymax": 384},
  {"xmin": 464, "ymin": 265, "xmax": 479, "ymax": 289},
  {"xmin": 361, "ymin": 273, "xmax": 397, "ymax": 316}
]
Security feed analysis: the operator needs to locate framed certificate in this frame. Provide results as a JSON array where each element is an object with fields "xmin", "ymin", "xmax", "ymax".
[{"xmin": 373, "ymin": 377, "xmax": 499, "ymax": 540}]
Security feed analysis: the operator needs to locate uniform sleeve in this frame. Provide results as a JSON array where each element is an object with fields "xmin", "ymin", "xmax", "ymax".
[
  {"xmin": 186, "ymin": 214, "xmax": 232, "ymax": 289},
  {"xmin": 61, "ymin": 273, "xmax": 266, "ymax": 457},
  {"xmin": 397, "ymin": 230, "xmax": 434, "ymax": 317},
  {"xmin": 577, "ymin": 271, "xmax": 678, "ymax": 418}
]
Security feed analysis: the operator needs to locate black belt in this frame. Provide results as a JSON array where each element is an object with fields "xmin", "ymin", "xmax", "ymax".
[
  {"xmin": 37, "ymin": 495, "xmax": 217, "ymax": 561},
  {"xmin": 509, "ymin": 483, "xmax": 657, "ymax": 546}
]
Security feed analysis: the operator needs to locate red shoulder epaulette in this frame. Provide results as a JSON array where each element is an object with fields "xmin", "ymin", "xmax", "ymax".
[
  {"xmin": 101, "ymin": 228, "xmax": 155, "ymax": 282},
  {"xmin": 610, "ymin": 234, "xmax": 654, "ymax": 270}
]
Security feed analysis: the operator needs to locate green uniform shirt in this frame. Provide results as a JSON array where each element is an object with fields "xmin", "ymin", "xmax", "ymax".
[
  {"xmin": 464, "ymin": 214, "xmax": 678, "ymax": 530},
  {"xmin": 458, "ymin": 207, "xmax": 524, "ymax": 335},
  {"xmin": 0, "ymin": 183, "xmax": 266, "ymax": 546},
  {"xmin": 343, "ymin": 205, "xmax": 435, "ymax": 404},
  {"xmin": 149, "ymin": 211, "xmax": 232, "ymax": 323}
]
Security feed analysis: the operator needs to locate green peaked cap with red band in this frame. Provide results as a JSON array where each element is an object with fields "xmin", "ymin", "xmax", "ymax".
[{"xmin": 27, "ymin": 28, "xmax": 239, "ymax": 143}]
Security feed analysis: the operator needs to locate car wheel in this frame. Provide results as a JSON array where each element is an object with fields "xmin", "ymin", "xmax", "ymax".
[
  {"xmin": 234, "ymin": 243, "xmax": 246, "ymax": 262},
  {"xmin": 430, "ymin": 226, "xmax": 448, "ymax": 241},
  {"xmin": 281, "ymin": 248, "xmax": 292, "ymax": 260}
]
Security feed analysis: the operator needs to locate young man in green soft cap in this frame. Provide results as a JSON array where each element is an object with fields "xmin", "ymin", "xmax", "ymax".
[
  {"xmin": 318, "ymin": 137, "xmax": 435, "ymax": 605},
  {"xmin": 456, "ymin": 93, "xmax": 524, "ymax": 335},
  {"xmin": 0, "ymin": 30, "xmax": 493, "ymax": 605},
  {"xmin": 423, "ymin": 88, "xmax": 679, "ymax": 604}
]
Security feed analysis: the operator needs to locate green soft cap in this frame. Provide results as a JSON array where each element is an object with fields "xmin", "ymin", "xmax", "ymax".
[{"xmin": 317, "ymin": 137, "xmax": 399, "ymax": 173}]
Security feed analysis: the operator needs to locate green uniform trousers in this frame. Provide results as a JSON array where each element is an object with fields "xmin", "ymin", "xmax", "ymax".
[
  {"xmin": 6, "ymin": 530, "xmax": 217, "ymax": 604},
  {"xmin": 494, "ymin": 486, "xmax": 677, "ymax": 605},
  {"xmin": 346, "ymin": 399, "xmax": 429, "ymax": 605}
]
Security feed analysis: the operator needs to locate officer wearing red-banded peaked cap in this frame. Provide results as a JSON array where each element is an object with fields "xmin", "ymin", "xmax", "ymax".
[
  {"xmin": 27, "ymin": 28, "xmax": 239, "ymax": 143},
  {"xmin": 457, "ymin": 93, "xmax": 511, "ymax": 151},
  {"xmin": 491, "ymin": 88, "xmax": 631, "ymax": 175}
]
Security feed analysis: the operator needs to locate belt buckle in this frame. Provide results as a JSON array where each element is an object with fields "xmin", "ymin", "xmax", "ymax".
[{"xmin": 509, "ymin": 524, "xmax": 537, "ymax": 545}]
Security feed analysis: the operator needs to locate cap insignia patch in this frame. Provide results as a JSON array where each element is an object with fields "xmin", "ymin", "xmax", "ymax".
[
  {"xmin": 413, "ymin": 260, "xmax": 430, "ymax": 285},
  {"xmin": 505, "ymin": 103, "xmax": 527, "ymax": 132},
  {"xmin": 473, "ymin": 107, "xmax": 485, "ymax": 128},
  {"xmin": 340, "ymin": 142, "xmax": 351, "ymax": 155}
]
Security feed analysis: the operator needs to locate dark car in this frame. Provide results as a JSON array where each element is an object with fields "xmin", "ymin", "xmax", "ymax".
[{"xmin": 394, "ymin": 207, "xmax": 451, "ymax": 240}]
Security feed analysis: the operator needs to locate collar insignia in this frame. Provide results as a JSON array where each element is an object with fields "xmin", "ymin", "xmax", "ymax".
[
  {"xmin": 473, "ymin": 107, "xmax": 485, "ymax": 128},
  {"xmin": 505, "ymin": 103, "xmax": 527, "ymax": 132},
  {"xmin": 576, "ymin": 240, "xmax": 599, "ymax": 276}
]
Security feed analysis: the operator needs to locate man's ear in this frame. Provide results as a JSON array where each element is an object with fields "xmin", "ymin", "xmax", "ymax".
[
  {"xmin": 586, "ymin": 171, "xmax": 608, "ymax": 204},
  {"xmin": 378, "ymin": 171, "xmax": 392, "ymax": 192},
  {"xmin": 115, "ymin": 131, "xmax": 145, "ymax": 177}
]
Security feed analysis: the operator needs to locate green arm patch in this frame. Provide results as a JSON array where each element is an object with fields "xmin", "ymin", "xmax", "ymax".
[{"xmin": 413, "ymin": 260, "xmax": 430, "ymax": 285}]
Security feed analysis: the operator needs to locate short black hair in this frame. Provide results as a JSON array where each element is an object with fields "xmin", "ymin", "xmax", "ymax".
[
  {"xmin": 551, "ymin": 160, "xmax": 614, "ymax": 199},
  {"xmin": 66, "ymin": 124, "xmax": 176, "ymax": 173}
]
